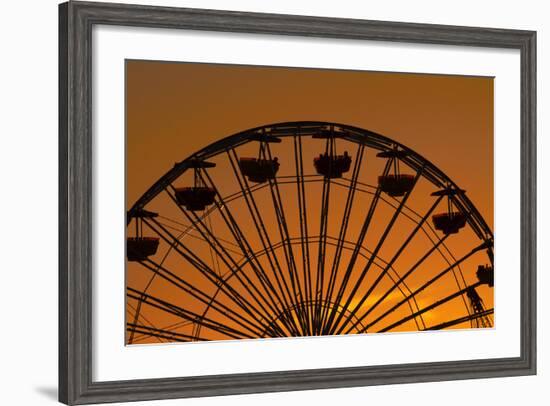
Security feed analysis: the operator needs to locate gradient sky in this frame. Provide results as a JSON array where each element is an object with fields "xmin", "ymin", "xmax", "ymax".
[{"xmin": 126, "ymin": 60, "xmax": 493, "ymax": 344}]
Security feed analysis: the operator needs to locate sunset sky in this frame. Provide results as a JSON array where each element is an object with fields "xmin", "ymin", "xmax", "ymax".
[{"xmin": 125, "ymin": 60, "xmax": 494, "ymax": 344}]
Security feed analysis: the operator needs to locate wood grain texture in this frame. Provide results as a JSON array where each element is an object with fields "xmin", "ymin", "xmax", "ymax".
[{"xmin": 58, "ymin": 1, "xmax": 537, "ymax": 404}]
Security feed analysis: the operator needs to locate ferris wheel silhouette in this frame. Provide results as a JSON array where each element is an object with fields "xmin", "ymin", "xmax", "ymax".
[{"xmin": 126, "ymin": 121, "xmax": 494, "ymax": 344}]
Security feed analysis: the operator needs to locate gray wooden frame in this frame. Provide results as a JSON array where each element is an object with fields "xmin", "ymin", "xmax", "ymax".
[{"xmin": 59, "ymin": 1, "xmax": 537, "ymax": 404}]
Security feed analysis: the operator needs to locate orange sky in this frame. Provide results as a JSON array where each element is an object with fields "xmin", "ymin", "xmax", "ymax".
[{"xmin": 125, "ymin": 60, "xmax": 493, "ymax": 344}]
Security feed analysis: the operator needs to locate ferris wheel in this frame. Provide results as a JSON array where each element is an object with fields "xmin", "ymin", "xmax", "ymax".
[{"xmin": 126, "ymin": 121, "xmax": 494, "ymax": 344}]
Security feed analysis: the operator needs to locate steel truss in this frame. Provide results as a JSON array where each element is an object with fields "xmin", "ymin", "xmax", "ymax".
[{"xmin": 126, "ymin": 121, "xmax": 494, "ymax": 343}]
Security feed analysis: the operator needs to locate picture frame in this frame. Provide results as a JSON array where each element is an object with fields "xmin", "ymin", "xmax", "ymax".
[{"xmin": 59, "ymin": 1, "xmax": 537, "ymax": 404}]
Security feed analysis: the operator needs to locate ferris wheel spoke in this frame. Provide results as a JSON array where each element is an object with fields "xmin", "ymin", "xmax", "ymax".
[
  {"xmin": 129, "ymin": 318, "xmax": 196, "ymax": 345},
  {"xmin": 354, "ymin": 236, "xmax": 456, "ymax": 331},
  {"xmin": 377, "ymin": 281, "xmax": 484, "ymax": 333},
  {"xmin": 137, "ymin": 258, "xmax": 274, "ymax": 337},
  {"xmin": 311, "ymin": 131, "xmax": 340, "ymax": 334},
  {"xmin": 144, "ymin": 216, "xmax": 228, "ymax": 285},
  {"xmin": 227, "ymin": 148, "xmax": 302, "ymax": 336},
  {"xmin": 385, "ymin": 267, "xmax": 426, "ymax": 330},
  {"xmin": 127, "ymin": 323, "xmax": 208, "ymax": 342},
  {"xmin": 339, "ymin": 194, "xmax": 444, "ymax": 335},
  {"xmin": 314, "ymin": 175, "xmax": 331, "ymax": 334},
  {"xmin": 126, "ymin": 328, "xmax": 184, "ymax": 343},
  {"xmin": 166, "ymin": 185, "xmax": 289, "ymax": 319},
  {"xmin": 225, "ymin": 151, "xmax": 302, "ymax": 337},
  {"xmin": 322, "ymin": 158, "xmax": 392, "ymax": 333},
  {"xmin": 195, "ymin": 173, "xmax": 291, "ymax": 337},
  {"xmin": 127, "ymin": 288, "xmax": 254, "ymax": 340},
  {"xmin": 127, "ymin": 300, "xmax": 164, "ymax": 344},
  {"xmin": 326, "ymin": 166, "xmax": 424, "ymax": 335},
  {"xmin": 176, "ymin": 202, "xmax": 290, "ymax": 334},
  {"xmin": 266, "ymin": 144, "xmax": 303, "ymax": 290},
  {"xmin": 265, "ymin": 142, "xmax": 307, "ymax": 333},
  {"xmin": 425, "ymin": 308, "xmax": 494, "ymax": 331},
  {"xmin": 156, "ymin": 219, "xmax": 243, "ymax": 256},
  {"xmin": 327, "ymin": 235, "xmax": 425, "ymax": 331},
  {"xmin": 293, "ymin": 133, "xmax": 314, "ymax": 335},
  {"xmin": 159, "ymin": 214, "xmax": 242, "ymax": 249},
  {"xmin": 143, "ymin": 217, "xmax": 283, "ymax": 333},
  {"xmin": 320, "ymin": 143, "xmax": 365, "ymax": 332},
  {"xmin": 127, "ymin": 295, "xmax": 146, "ymax": 344},
  {"xmin": 359, "ymin": 240, "xmax": 490, "ymax": 333}
]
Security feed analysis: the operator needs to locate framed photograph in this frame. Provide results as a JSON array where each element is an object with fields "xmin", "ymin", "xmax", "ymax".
[{"xmin": 59, "ymin": 1, "xmax": 536, "ymax": 404}]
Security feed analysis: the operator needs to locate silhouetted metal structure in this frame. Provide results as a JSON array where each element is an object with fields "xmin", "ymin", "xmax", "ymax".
[
  {"xmin": 377, "ymin": 149, "xmax": 416, "ymax": 197},
  {"xmin": 127, "ymin": 210, "xmax": 159, "ymax": 262},
  {"xmin": 466, "ymin": 287, "xmax": 493, "ymax": 329},
  {"xmin": 126, "ymin": 121, "xmax": 494, "ymax": 343},
  {"xmin": 431, "ymin": 188, "xmax": 468, "ymax": 235},
  {"xmin": 174, "ymin": 159, "xmax": 217, "ymax": 210}
]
